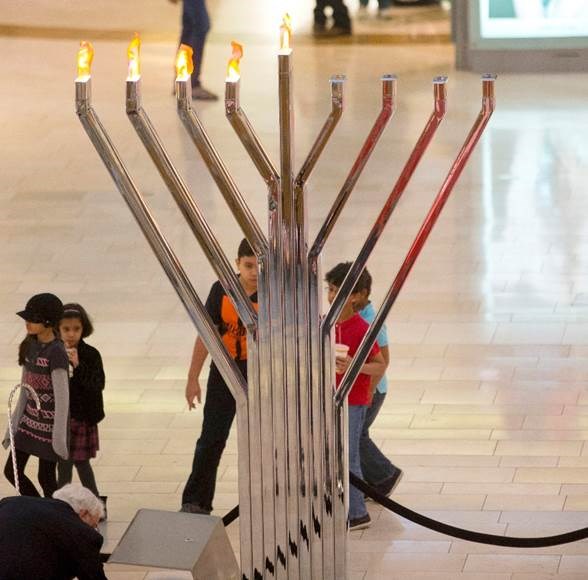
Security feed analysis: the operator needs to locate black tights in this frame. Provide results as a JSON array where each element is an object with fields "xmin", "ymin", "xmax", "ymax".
[
  {"xmin": 57, "ymin": 459, "xmax": 100, "ymax": 497},
  {"xmin": 4, "ymin": 449, "xmax": 57, "ymax": 497}
]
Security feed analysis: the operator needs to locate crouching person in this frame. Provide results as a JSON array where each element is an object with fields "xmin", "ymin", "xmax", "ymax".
[{"xmin": 0, "ymin": 483, "xmax": 106, "ymax": 579}]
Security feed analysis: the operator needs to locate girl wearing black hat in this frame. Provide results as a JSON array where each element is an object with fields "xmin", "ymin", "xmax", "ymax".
[{"xmin": 3, "ymin": 293, "xmax": 70, "ymax": 497}]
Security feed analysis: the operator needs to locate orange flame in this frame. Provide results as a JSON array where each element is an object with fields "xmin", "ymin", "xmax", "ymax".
[
  {"xmin": 226, "ymin": 41, "xmax": 243, "ymax": 82},
  {"xmin": 76, "ymin": 41, "xmax": 94, "ymax": 80},
  {"xmin": 175, "ymin": 44, "xmax": 194, "ymax": 80},
  {"xmin": 280, "ymin": 13, "xmax": 292, "ymax": 52},
  {"xmin": 127, "ymin": 33, "xmax": 141, "ymax": 81}
]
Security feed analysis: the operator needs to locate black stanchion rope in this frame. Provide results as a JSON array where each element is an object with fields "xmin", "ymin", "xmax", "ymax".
[{"xmin": 222, "ymin": 473, "xmax": 588, "ymax": 548}]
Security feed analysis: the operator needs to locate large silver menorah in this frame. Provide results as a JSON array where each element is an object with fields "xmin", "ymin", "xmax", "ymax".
[{"xmin": 75, "ymin": 29, "xmax": 495, "ymax": 580}]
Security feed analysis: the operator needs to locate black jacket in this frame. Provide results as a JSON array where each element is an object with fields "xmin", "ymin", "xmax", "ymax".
[
  {"xmin": 69, "ymin": 340, "xmax": 105, "ymax": 425},
  {"xmin": 0, "ymin": 496, "xmax": 107, "ymax": 580}
]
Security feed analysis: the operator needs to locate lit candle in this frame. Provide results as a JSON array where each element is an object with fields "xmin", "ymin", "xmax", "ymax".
[
  {"xmin": 226, "ymin": 41, "xmax": 243, "ymax": 83},
  {"xmin": 175, "ymin": 44, "xmax": 194, "ymax": 104},
  {"xmin": 127, "ymin": 33, "xmax": 141, "ymax": 82},
  {"xmin": 279, "ymin": 13, "xmax": 292, "ymax": 55},
  {"xmin": 76, "ymin": 41, "xmax": 94, "ymax": 82}
]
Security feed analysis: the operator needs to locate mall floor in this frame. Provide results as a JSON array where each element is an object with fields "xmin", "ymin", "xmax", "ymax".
[{"xmin": 1, "ymin": 1, "xmax": 587, "ymax": 579}]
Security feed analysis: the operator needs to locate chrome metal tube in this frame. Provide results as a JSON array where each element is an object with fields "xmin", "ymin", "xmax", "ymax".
[
  {"xmin": 309, "ymin": 75, "xmax": 397, "ymax": 260},
  {"xmin": 75, "ymin": 78, "xmax": 254, "ymax": 576},
  {"xmin": 126, "ymin": 78, "xmax": 257, "ymax": 330},
  {"xmin": 296, "ymin": 76, "xmax": 345, "ymax": 187},
  {"xmin": 335, "ymin": 75, "xmax": 495, "ymax": 404},
  {"xmin": 323, "ymin": 76, "xmax": 448, "ymax": 338},
  {"xmin": 278, "ymin": 48, "xmax": 301, "ymax": 579},
  {"xmin": 225, "ymin": 77, "xmax": 281, "ymax": 575},
  {"xmin": 298, "ymin": 74, "xmax": 345, "ymax": 580},
  {"xmin": 176, "ymin": 78, "xmax": 267, "ymax": 257}
]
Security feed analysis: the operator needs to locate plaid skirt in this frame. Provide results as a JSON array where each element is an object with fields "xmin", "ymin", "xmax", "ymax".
[{"xmin": 69, "ymin": 418, "xmax": 99, "ymax": 461}]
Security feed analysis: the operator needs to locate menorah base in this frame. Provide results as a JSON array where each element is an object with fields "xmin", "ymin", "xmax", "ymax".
[{"xmin": 108, "ymin": 509, "xmax": 240, "ymax": 579}]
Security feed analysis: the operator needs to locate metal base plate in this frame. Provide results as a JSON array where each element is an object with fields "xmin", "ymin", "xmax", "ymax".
[{"xmin": 108, "ymin": 509, "xmax": 240, "ymax": 579}]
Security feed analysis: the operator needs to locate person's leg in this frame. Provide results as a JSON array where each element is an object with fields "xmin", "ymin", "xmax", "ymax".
[
  {"xmin": 37, "ymin": 458, "xmax": 58, "ymax": 497},
  {"xmin": 74, "ymin": 460, "xmax": 100, "ymax": 497},
  {"xmin": 314, "ymin": 0, "xmax": 328, "ymax": 25},
  {"xmin": 181, "ymin": 368, "xmax": 237, "ymax": 512},
  {"xmin": 348, "ymin": 405, "xmax": 368, "ymax": 522},
  {"xmin": 188, "ymin": 0, "xmax": 211, "ymax": 89},
  {"xmin": 330, "ymin": 0, "xmax": 352, "ymax": 30},
  {"xmin": 4, "ymin": 449, "xmax": 40, "ymax": 497},
  {"xmin": 57, "ymin": 458, "xmax": 74, "ymax": 488},
  {"xmin": 360, "ymin": 391, "xmax": 395, "ymax": 485}
]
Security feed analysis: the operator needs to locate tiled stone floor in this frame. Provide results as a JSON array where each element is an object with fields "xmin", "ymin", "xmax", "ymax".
[{"xmin": 1, "ymin": 1, "xmax": 587, "ymax": 578}]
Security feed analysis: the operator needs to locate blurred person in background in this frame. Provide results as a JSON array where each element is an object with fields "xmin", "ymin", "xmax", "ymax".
[
  {"xmin": 314, "ymin": 0, "xmax": 353, "ymax": 36},
  {"xmin": 169, "ymin": 0, "xmax": 218, "ymax": 100}
]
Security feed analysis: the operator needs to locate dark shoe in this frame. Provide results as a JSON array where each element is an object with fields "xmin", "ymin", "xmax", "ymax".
[
  {"xmin": 325, "ymin": 25, "xmax": 352, "ymax": 37},
  {"xmin": 376, "ymin": 466, "xmax": 404, "ymax": 497},
  {"xmin": 180, "ymin": 502, "xmax": 211, "ymax": 515},
  {"xmin": 191, "ymin": 85, "xmax": 218, "ymax": 101},
  {"xmin": 349, "ymin": 513, "xmax": 371, "ymax": 531},
  {"xmin": 99, "ymin": 496, "xmax": 108, "ymax": 522},
  {"xmin": 313, "ymin": 22, "xmax": 327, "ymax": 36}
]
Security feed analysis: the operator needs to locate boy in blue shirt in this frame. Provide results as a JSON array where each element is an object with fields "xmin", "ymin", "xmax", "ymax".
[{"xmin": 355, "ymin": 268, "xmax": 403, "ymax": 496}]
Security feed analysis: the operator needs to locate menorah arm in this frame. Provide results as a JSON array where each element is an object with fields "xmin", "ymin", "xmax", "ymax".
[
  {"xmin": 76, "ymin": 82, "xmax": 248, "ymax": 403},
  {"xmin": 335, "ymin": 75, "xmax": 496, "ymax": 405},
  {"xmin": 176, "ymin": 78, "xmax": 268, "ymax": 258},
  {"xmin": 225, "ymin": 79, "xmax": 279, "ymax": 188},
  {"xmin": 295, "ymin": 75, "xmax": 345, "ymax": 188},
  {"xmin": 309, "ymin": 74, "xmax": 397, "ymax": 261},
  {"xmin": 322, "ymin": 76, "xmax": 448, "ymax": 336},
  {"xmin": 126, "ymin": 79, "xmax": 257, "ymax": 331}
]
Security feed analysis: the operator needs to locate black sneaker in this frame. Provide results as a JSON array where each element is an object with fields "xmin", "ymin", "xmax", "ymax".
[
  {"xmin": 376, "ymin": 466, "xmax": 404, "ymax": 497},
  {"xmin": 191, "ymin": 86, "xmax": 219, "ymax": 101},
  {"xmin": 180, "ymin": 502, "xmax": 211, "ymax": 515},
  {"xmin": 349, "ymin": 513, "xmax": 371, "ymax": 531},
  {"xmin": 313, "ymin": 22, "xmax": 327, "ymax": 36},
  {"xmin": 325, "ymin": 25, "xmax": 352, "ymax": 37}
]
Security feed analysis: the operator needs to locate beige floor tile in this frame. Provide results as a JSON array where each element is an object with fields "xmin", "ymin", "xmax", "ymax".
[
  {"xmin": 442, "ymin": 483, "xmax": 560, "ymax": 496},
  {"xmin": 382, "ymin": 440, "xmax": 497, "ymax": 456},
  {"xmin": 499, "ymin": 456, "xmax": 559, "ymax": 467},
  {"xmin": 366, "ymin": 553, "xmax": 467, "ymax": 573},
  {"xmin": 464, "ymin": 554, "xmax": 560, "ymax": 574},
  {"xmin": 515, "ymin": 468, "xmax": 588, "ymax": 484},
  {"xmin": 495, "ymin": 441, "xmax": 583, "ymax": 456},
  {"xmin": 413, "ymin": 414, "xmax": 524, "ymax": 430},
  {"xmin": 558, "ymin": 555, "xmax": 588, "ymax": 573},
  {"xmin": 483, "ymin": 494, "xmax": 565, "ymax": 511}
]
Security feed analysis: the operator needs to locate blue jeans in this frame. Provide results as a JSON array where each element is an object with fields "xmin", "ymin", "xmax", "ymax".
[
  {"xmin": 360, "ymin": 390, "xmax": 396, "ymax": 485},
  {"xmin": 180, "ymin": 0, "xmax": 210, "ymax": 87},
  {"xmin": 348, "ymin": 405, "xmax": 368, "ymax": 520}
]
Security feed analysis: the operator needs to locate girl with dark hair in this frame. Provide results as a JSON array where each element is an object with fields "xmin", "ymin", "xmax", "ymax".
[
  {"xmin": 3, "ymin": 293, "xmax": 69, "ymax": 497},
  {"xmin": 56, "ymin": 304, "xmax": 106, "ymax": 516}
]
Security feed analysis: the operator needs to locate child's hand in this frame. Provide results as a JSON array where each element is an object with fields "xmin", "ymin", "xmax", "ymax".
[
  {"xmin": 66, "ymin": 348, "xmax": 79, "ymax": 368},
  {"xmin": 335, "ymin": 355, "xmax": 351, "ymax": 375},
  {"xmin": 185, "ymin": 379, "xmax": 202, "ymax": 410}
]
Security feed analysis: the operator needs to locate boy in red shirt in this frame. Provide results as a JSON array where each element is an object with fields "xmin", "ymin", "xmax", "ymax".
[{"xmin": 326, "ymin": 262, "xmax": 386, "ymax": 531}]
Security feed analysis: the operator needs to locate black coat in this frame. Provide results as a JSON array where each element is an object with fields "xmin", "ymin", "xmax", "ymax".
[
  {"xmin": 69, "ymin": 340, "xmax": 105, "ymax": 425},
  {"xmin": 0, "ymin": 496, "xmax": 107, "ymax": 580}
]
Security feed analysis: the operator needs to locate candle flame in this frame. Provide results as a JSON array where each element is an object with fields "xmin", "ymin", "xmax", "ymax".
[
  {"xmin": 175, "ymin": 44, "xmax": 194, "ymax": 81},
  {"xmin": 226, "ymin": 41, "xmax": 243, "ymax": 82},
  {"xmin": 280, "ymin": 13, "xmax": 292, "ymax": 51},
  {"xmin": 76, "ymin": 41, "xmax": 94, "ymax": 81},
  {"xmin": 127, "ymin": 33, "xmax": 141, "ymax": 81}
]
